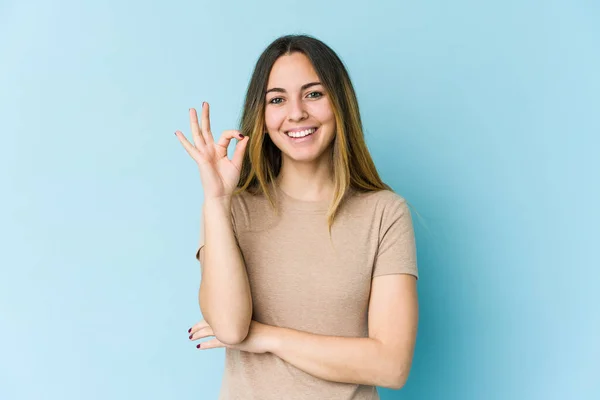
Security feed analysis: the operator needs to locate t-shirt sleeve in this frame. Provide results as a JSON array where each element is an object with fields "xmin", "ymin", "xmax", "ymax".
[{"xmin": 372, "ymin": 195, "xmax": 419, "ymax": 279}]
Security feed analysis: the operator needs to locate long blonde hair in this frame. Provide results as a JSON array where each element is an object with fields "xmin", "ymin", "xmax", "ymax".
[{"xmin": 235, "ymin": 34, "xmax": 393, "ymax": 233}]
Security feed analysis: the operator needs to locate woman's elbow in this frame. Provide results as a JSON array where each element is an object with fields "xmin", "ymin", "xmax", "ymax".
[
  {"xmin": 214, "ymin": 323, "xmax": 250, "ymax": 345},
  {"xmin": 385, "ymin": 372, "xmax": 408, "ymax": 390},
  {"xmin": 381, "ymin": 362, "xmax": 411, "ymax": 390}
]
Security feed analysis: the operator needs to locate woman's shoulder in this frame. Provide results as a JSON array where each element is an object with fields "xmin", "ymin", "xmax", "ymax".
[
  {"xmin": 346, "ymin": 188, "xmax": 413, "ymax": 227},
  {"xmin": 230, "ymin": 187, "xmax": 273, "ymax": 218},
  {"xmin": 229, "ymin": 187, "xmax": 281, "ymax": 234},
  {"xmin": 349, "ymin": 187, "xmax": 409, "ymax": 210},
  {"xmin": 231, "ymin": 187, "xmax": 270, "ymax": 207}
]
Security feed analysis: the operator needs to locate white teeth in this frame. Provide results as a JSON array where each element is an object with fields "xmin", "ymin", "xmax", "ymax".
[{"xmin": 286, "ymin": 128, "xmax": 316, "ymax": 138}]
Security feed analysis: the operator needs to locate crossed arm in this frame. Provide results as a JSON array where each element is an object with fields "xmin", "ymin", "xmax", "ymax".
[{"xmin": 190, "ymin": 273, "xmax": 418, "ymax": 390}]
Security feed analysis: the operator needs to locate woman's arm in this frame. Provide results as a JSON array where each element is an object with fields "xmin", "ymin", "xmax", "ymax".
[
  {"xmin": 198, "ymin": 197, "xmax": 252, "ymax": 345},
  {"xmin": 271, "ymin": 328, "xmax": 398, "ymax": 388},
  {"xmin": 194, "ymin": 274, "xmax": 418, "ymax": 389},
  {"xmin": 175, "ymin": 104, "xmax": 251, "ymax": 346},
  {"xmin": 269, "ymin": 274, "xmax": 418, "ymax": 389}
]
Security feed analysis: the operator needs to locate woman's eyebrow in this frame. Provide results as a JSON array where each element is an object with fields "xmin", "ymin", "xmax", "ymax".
[{"xmin": 265, "ymin": 81, "xmax": 322, "ymax": 95}]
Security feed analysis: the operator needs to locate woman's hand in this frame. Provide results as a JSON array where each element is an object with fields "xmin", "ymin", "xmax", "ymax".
[
  {"xmin": 188, "ymin": 319, "xmax": 277, "ymax": 354},
  {"xmin": 175, "ymin": 102, "xmax": 249, "ymax": 200}
]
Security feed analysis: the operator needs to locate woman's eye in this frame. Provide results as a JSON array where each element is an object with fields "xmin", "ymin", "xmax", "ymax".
[{"xmin": 268, "ymin": 92, "xmax": 322, "ymax": 104}]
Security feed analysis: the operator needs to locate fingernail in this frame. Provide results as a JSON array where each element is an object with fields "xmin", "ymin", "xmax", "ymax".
[
  {"xmin": 189, "ymin": 334, "xmax": 193, "ymax": 340},
  {"xmin": 196, "ymin": 344, "xmax": 201, "ymax": 349},
  {"xmin": 188, "ymin": 328, "xmax": 191, "ymax": 333},
  {"xmin": 238, "ymin": 134, "xmax": 245, "ymax": 139},
  {"xmin": 202, "ymin": 102, "xmax": 206, "ymax": 107}
]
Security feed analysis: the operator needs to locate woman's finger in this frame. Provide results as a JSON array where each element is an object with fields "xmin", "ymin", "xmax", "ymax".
[
  {"xmin": 201, "ymin": 102, "xmax": 215, "ymax": 146},
  {"xmin": 174, "ymin": 131, "xmax": 201, "ymax": 162},
  {"xmin": 189, "ymin": 325, "xmax": 214, "ymax": 340},
  {"xmin": 231, "ymin": 135, "xmax": 249, "ymax": 170},
  {"xmin": 188, "ymin": 319, "xmax": 210, "ymax": 334},
  {"xmin": 197, "ymin": 338, "xmax": 224, "ymax": 350},
  {"xmin": 190, "ymin": 108, "xmax": 206, "ymax": 149},
  {"xmin": 213, "ymin": 130, "xmax": 244, "ymax": 158}
]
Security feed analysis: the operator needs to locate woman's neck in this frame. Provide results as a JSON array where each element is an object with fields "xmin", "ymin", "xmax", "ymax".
[{"xmin": 276, "ymin": 158, "xmax": 334, "ymax": 202}]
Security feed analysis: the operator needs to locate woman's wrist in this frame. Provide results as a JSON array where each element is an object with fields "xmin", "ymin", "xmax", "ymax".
[
  {"xmin": 203, "ymin": 195, "xmax": 232, "ymax": 212},
  {"xmin": 263, "ymin": 323, "xmax": 283, "ymax": 354}
]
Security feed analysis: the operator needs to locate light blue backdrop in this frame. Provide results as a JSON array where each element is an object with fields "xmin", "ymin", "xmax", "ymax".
[{"xmin": 1, "ymin": 0, "xmax": 598, "ymax": 399}]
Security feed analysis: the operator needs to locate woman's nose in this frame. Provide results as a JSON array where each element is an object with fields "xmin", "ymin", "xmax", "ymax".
[{"xmin": 287, "ymin": 98, "xmax": 308, "ymax": 121}]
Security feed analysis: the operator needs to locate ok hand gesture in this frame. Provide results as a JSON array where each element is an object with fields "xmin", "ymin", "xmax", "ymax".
[{"xmin": 175, "ymin": 102, "xmax": 249, "ymax": 200}]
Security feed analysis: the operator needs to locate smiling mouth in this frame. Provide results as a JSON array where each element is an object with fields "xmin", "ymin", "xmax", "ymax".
[{"xmin": 285, "ymin": 127, "xmax": 318, "ymax": 138}]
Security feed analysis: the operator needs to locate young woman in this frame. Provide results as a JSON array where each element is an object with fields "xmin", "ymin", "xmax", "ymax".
[{"xmin": 175, "ymin": 34, "xmax": 419, "ymax": 400}]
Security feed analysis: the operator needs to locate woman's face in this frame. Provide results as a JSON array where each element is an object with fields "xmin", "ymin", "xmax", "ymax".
[{"xmin": 264, "ymin": 52, "xmax": 336, "ymax": 165}]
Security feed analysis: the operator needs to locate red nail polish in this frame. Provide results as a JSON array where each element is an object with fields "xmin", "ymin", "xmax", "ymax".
[
  {"xmin": 189, "ymin": 334, "xmax": 193, "ymax": 340},
  {"xmin": 188, "ymin": 328, "xmax": 191, "ymax": 333},
  {"xmin": 196, "ymin": 344, "xmax": 201, "ymax": 349}
]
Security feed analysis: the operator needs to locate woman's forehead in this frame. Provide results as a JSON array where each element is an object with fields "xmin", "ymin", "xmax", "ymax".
[{"xmin": 267, "ymin": 53, "xmax": 320, "ymax": 89}]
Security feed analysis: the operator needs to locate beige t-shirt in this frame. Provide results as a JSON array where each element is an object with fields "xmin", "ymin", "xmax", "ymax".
[{"xmin": 196, "ymin": 184, "xmax": 418, "ymax": 400}]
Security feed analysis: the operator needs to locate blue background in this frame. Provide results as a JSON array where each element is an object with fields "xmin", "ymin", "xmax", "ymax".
[{"xmin": 1, "ymin": 0, "xmax": 598, "ymax": 399}]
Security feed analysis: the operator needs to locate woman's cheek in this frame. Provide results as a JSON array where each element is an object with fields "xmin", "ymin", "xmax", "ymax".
[
  {"xmin": 308, "ymin": 102, "xmax": 334, "ymax": 122},
  {"xmin": 265, "ymin": 109, "xmax": 286, "ymax": 131}
]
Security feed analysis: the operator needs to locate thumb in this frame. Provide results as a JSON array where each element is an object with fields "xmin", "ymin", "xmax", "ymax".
[{"xmin": 231, "ymin": 135, "xmax": 249, "ymax": 170}]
